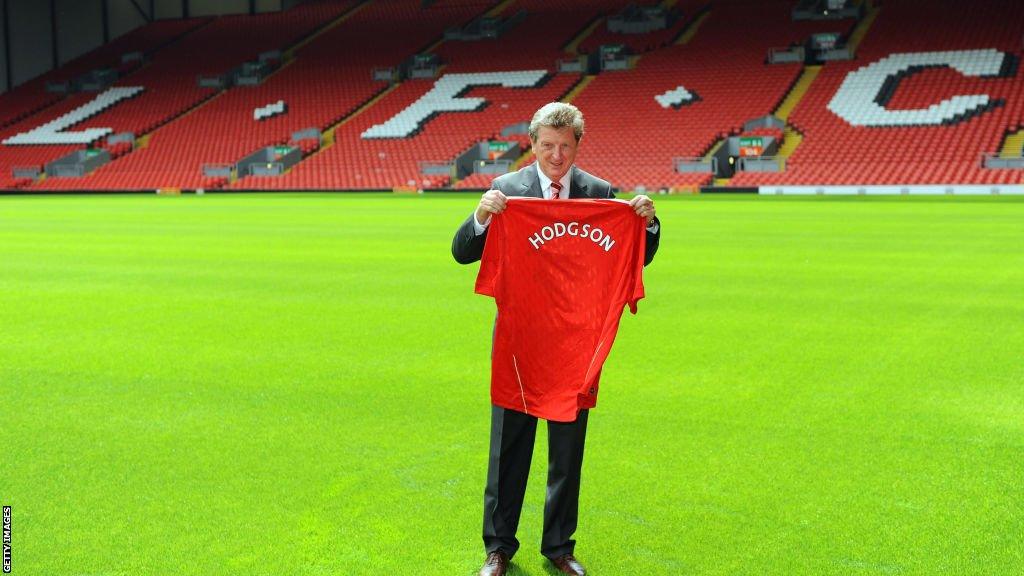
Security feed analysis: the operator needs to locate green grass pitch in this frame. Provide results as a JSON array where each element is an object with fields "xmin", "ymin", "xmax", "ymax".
[{"xmin": 0, "ymin": 193, "xmax": 1021, "ymax": 575}]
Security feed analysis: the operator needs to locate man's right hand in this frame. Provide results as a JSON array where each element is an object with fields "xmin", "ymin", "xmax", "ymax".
[{"xmin": 475, "ymin": 189, "xmax": 508, "ymax": 224}]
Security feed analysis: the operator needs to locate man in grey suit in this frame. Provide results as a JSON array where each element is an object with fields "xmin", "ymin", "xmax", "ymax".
[{"xmin": 452, "ymin": 103, "xmax": 661, "ymax": 576}]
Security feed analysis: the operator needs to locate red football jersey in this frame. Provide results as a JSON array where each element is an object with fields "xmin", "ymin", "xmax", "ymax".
[{"xmin": 475, "ymin": 198, "xmax": 647, "ymax": 422}]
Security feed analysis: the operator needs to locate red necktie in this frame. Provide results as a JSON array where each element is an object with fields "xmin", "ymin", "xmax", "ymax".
[{"xmin": 550, "ymin": 181, "xmax": 562, "ymax": 200}]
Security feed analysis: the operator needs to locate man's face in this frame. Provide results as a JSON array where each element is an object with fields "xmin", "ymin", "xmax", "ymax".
[{"xmin": 532, "ymin": 125, "xmax": 579, "ymax": 182}]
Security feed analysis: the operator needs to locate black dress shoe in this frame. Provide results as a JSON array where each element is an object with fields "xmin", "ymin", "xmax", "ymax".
[
  {"xmin": 479, "ymin": 550, "xmax": 509, "ymax": 576},
  {"xmin": 551, "ymin": 554, "xmax": 586, "ymax": 575}
]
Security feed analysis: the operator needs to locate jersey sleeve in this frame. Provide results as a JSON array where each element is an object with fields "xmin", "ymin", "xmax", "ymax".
[
  {"xmin": 474, "ymin": 212, "xmax": 503, "ymax": 298},
  {"xmin": 627, "ymin": 215, "xmax": 646, "ymax": 314}
]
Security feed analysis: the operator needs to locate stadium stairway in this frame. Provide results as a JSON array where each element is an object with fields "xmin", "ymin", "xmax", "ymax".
[
  {"xmin": 765, "ymin": 0, "xmax": 882, "ymax": 176},
  {"xmin": 998, "ymin": 129, "xmax": 1024, "ymax": 159},
  {"xmin": 306, "ymin": 84, "xmax": 402, "ymax": 161},
  {"xmin": 282, "ymin": 0, "xmax": 371, "ymax": 59},
  {"xmin": 673, "ymin": 6, "xmax": 710, "ymax": 46},
  {"xmin": 770, "ymin": 65, "xmax": 821, "ymax": 169},
  {"xmin": 486, "ymin": 0, "xmax": 518, "ymax": 17},
  {"xmin": 564, "ymin": 17, "xmax": 605, "ymax": 55},
  {"xmin": 775, "ymin": 65, "xmax": 820, "ymax": 122},
  {"xmin": 845, "ymin": 0, "xmax": 880, "ymax": 54},
  {"xmin": 561, "ymin": 74, "xmax": 596, "ymax": 103}
]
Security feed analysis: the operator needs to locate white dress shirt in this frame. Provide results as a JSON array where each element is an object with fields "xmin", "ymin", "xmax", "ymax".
[{"xmin": 473, "ymin": 164, "xmax": 658, "ymax": 235}]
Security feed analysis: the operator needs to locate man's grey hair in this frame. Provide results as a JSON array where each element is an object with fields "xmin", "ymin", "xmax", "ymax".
[{"xmin": 528, "ymin": 102, "xmax": 585, "ymax": 143}]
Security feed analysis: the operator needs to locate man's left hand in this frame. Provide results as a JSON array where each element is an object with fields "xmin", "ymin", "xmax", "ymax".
[{"xmin": 629, "ymin": 194, "xmax": 656, "ymax": 226}]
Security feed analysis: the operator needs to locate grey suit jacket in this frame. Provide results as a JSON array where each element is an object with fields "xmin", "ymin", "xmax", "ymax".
[{"xmin": 451, "ymin": 163, "xmax": 661, "ymax": 265}]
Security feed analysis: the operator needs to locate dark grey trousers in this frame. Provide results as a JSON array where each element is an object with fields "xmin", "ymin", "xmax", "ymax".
[{"xmin": 482, "ymin": 405, "xmax": 589, "ymax": 560}]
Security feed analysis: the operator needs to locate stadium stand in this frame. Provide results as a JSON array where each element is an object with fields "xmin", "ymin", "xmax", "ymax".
[
  {"xmin": 575, "ymin": 1, "xmax": 707, "ymax": 56},
  {"xmin": 1, "ymin": 0, "xmax": 1022, "ymax": 192},
  {"xmin": 572, "ymin": 0, "xmax": 856, "ymax": 191},
  {"xmin": 0, "ymin": 18, "xmax": 207, "ymax": 131},
  {"xmin": 242, "ymin": 0, "xmax": 621, "ymax": 191},
  {"xmin": 9, "ymin": 0, "xmax": 356, "ymax": 191},
  {"xmin": 0, "ymin": 18, "xmax": 211, "ymax": 189},
  {"xmin": 730, "ymin": 0, "xmax": 1024, "ymax": 187},
  {"xmin": 29, "ymin": 0, "xmax": 489, "ymax": 191}
]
